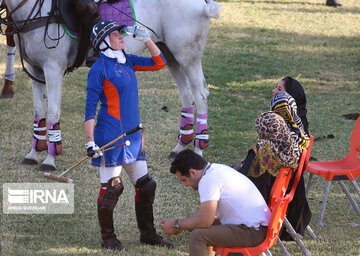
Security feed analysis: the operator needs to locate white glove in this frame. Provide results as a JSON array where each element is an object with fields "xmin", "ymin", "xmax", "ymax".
[
  {"xmin": 126, "ymin": 26, "xmax": 150, "ymax": 42},
  {"xmin": 85, "ymin": 141, "xmax": 103, "ymax": 158}
]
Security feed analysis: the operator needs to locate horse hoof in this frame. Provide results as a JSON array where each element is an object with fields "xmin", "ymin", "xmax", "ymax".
[
  {"xmin": 167, "ymin": 152, "xmax": 178, "ymax": 159},
  {"xmin": 0, "ymin": 91, "xmax": 14, "ymax": 98},
  {"xmin": 39, "ymin": 164, "xmax": 56, "ymax": 172},
  {"xmin": 20, "ymin": 158, "xmax": 38, "ymax": 165}
]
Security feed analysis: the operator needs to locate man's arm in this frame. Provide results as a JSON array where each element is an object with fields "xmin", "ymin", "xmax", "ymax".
[{"xmin": 159, "ymin": 200, "xmax": 218, "ymax": 236}]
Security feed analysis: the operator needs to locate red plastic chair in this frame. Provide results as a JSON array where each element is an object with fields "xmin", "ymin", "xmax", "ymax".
[
  {"xmin": 213, "ymin": 150, "xmax": 307, "ymax": 256},
  {"xmin": 305, "ymin": 117, "xmax": 360, "ymax": 226},
  {"xmin": 304, "ymin": 135, "xmax": 314, "ymax": 171}
]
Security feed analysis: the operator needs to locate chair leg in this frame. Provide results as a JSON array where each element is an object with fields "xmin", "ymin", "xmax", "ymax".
[
  {"xmin": 305, "ymin": 173, "xmax": 313, "ymax": 197},
  {"xmin": 338, "ymin": 181, "xmax": 360, "ymax": 216},
  {"xmin": 264, "ymin": 249, "xmax": 273, "ymax": 256},
  {"xmin": 350, "ymin": 180, "xmax": 360, "ymax": 196},
  {"xmin": 318, "ymin": 181, "xmax": 331, "ymax": 227},
  {"xmin": 306, "ymin": 225, "xmax": 317, "ymax": 240},
  {"xmin": 277, "ymin": 237, "xmax": 291, "ymax": 256},
  {"xmin": 283, "ymin": 217, "xmax": 312, "ymax": 256}
]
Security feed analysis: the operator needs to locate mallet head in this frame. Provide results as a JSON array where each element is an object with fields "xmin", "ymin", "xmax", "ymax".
[{"xmin": 43, "ymin": 172, "xmax": 73, "ymax": 183}]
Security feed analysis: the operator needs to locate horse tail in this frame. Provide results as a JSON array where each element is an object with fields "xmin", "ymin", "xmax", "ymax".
[{"xmin": 204, "ymin": 0, "xmax": 220, "ymax": 19}]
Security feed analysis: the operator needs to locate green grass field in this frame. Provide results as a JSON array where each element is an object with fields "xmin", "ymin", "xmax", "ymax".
[{"xmin": 0, "ymin": 0, "xmax": 359, "ymax": 255}]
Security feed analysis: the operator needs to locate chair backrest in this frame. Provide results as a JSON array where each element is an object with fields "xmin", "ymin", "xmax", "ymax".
[
  {"xmin": 265, "ymin": 196, "xmax": 291, "ymax": 249},
  {"xmin": 268, "ymin": 149, "xmax": 307, "ymax": 210},
  {"xmin": 268, "ymin": 168, "xmax": 292, "ymax": 212},
  {"xmin": 287, "ymin": 149, "xmax": 307, "ymax": 202},
  {"xmin": 258, "ymin": 168, "xmax": 295, "ymax": 250},
  {"xmin": 264, "ymin": 149, "xmax": 306, "ymax": 249},
  {"xmin": 304, "ymin": 135, "xmax": 314, "ymax": 171},
  {"xmin": 349, "ymin": 117, "xmax": 360, "ymax": 158}
]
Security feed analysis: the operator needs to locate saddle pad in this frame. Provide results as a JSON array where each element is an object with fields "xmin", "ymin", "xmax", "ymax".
[{"xmin": 98, "ymin": 0, "xmax": 135, "ymax": 27}]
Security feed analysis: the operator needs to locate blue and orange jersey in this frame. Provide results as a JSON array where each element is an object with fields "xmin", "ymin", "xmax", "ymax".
[{"xmin": 85, "ymin": 52, "xmax": 166, "ymax": 167}]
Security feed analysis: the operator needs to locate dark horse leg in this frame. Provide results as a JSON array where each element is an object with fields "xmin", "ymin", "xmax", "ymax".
[{"xmin": 1, "ymin": 7, "xmax": 16, "ymax": 99}]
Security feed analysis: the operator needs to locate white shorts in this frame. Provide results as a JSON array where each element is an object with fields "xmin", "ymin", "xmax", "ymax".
[{"xmin": 99, "ymin": 158, "xmax": 148, "ymax": 185}]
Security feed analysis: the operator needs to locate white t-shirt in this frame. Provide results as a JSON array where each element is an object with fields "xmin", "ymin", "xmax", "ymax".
[{"xmin": 199, "ymin": 163, "xmax": 271, "ymax": 228}]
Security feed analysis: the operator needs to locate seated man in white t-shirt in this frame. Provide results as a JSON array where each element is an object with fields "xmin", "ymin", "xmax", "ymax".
[{"xmin": 159, "ymin": 149, "xmax": 271, "ymax": 256}]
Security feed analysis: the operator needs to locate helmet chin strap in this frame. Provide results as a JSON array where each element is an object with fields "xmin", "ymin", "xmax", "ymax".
[
  {"xmin": 99, "ymin": 40, "xmax": 116, "ymax": 51},
  {"xmin": 99, "ymin": 36, "xmax": 126, "ymax": 64}
]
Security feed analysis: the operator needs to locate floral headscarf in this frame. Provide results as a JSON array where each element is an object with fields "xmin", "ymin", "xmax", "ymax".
[{"xmin": 248, "ymin": 112, "xmax": 299, "ymax": 178}]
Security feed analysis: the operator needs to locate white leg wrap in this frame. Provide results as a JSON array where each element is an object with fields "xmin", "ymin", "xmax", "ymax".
[{"xmin": 5, "ymin": 46, "xmax": 16, "ymax": 82}]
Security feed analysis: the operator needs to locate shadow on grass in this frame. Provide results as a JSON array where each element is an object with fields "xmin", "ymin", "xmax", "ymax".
[
  {"xmin": 240, "ymin": 0, "xmax": 324, "ymax": 6},
  {"xmin": 203, "ymin": 25, "xmax": 360, "ymax": 90},
  {"xmin": 259, "ymin": 5, "xmax": 360, "ymax": 14}
]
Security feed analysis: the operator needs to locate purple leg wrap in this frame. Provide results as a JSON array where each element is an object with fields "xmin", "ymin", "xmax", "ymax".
[
  {"xmin": 194, "ymin": 113, "xmax": 209, "ymax": 150},
  {"xmin": 32, "ymin": 118, "xmax": 48, "ymax": 151},
  {"xmin": 48, "ymin": 122, "xmax": 62, "ymax": 158},
  {"xmin": 178, "ymin": 107, "xmax": 195, "ymax": 146}
]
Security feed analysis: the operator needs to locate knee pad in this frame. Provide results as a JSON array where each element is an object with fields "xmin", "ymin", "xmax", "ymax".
[
  {"xmin": 98, "ymin": 177, "xmax": 124, "ymax": 211},
  {"xmin": 134, "ymin": 173, "xmax": 156, "ymax": 203}
]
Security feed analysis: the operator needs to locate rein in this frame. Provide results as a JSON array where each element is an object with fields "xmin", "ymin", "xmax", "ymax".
[
  {"xmin": 101, "ymin": 1, "xmax": 159, "ymax": 38},
  {"xmin": 1, "ymin": 0, "xmax": 63, "ymax": 84},
  {"xmin": 6, "ymin": 0, "xmax": 29, "ymax": 18}
]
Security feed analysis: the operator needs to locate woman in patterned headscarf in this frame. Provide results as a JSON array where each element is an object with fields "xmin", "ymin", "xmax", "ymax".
[
  {"xmin": 271, "ymin": 77, "xmax": 312, "ymax": 241},
  {"xmin": 271, "ymin": 77, "xmax": 310, "ymax": 154},
  {"xmin": 235, "ymin": 111, "xmax": 311, "ymax": 241},
  {"xmin": 237, "ymin": 112, "xmax": 298, "ymax": 202}
]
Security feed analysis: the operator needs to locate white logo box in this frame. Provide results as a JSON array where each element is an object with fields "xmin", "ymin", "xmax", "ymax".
[{"xmin": 3, "ymin": 183, "xmax": 74, "ymax": 214}]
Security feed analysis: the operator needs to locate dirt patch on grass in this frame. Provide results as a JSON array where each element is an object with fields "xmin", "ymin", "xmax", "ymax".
[{"xmin": 343, "ymin": 113, "xmax": 360, "ymax": 120}]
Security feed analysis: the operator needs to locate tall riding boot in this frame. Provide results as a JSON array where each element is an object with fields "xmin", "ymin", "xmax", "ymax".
[
  {"xmin": 97, "ymin": 177, "xmax": 124, "ymax": 251},
  {"xmin": 326, "ymin": 0, "xmax": 342, "ymax": 6},
  {"xmin": 135, "ymin": 174, "xmax": 174, "ymax": 249}
]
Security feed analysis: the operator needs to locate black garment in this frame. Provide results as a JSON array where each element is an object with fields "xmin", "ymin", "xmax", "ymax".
[
  {"xmin": 237, "ymin": 149, "xmax": 275, "ymax": 204},
  {"xmin": 283, "ymin": 77, "xmax": 309, "ymax": 134},
  {"xmin": 280, "ymin": 174, "xmax": 312, "ymax": 241}
]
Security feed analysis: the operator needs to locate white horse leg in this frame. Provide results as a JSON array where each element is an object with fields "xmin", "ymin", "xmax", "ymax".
[
  {"xmin": 168, "ymin": 61, "xmax": 209, "ymax": 158},
  {"xmin": 4, "ymin": 45, "xmax": 16, "ymax": 82},
  {"xmin": 182, "ymin": 62, "xmax": 209, "ymax": 157},
  {"xmin": 21, "ymin": 65, "xmax": 47, "ymax": 165},
  {"xmin": 39, "ymin": 64, "xmax": 64, "ymax": 171},
  {"xmin": 1, "ymin": 12, "xmax": 16, "ymax": 98},
  {"xmin": 1, "ymin": 46, "xmax": 16, "ymax": 98},
  {"xmin": 161, "ymin": 50, "xmax": 196, "ymax": 158}
]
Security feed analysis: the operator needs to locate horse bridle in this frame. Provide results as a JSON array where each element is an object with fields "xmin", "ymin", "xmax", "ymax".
[{"xmin": 0, "ymin": 0, "xmax": 62, "ymax": 84}]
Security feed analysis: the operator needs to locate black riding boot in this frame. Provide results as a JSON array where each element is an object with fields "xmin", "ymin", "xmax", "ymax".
[
  {"xmin": 326, "ymin": 0, "xmax": 342, "ymax": 6},
  {"xmin": 97, "ymin": 177, "xmax": 125, "ymax": 251},
  {"xmin": 135, "ymin": 174, "xmax": 174, "ymax": 249}
]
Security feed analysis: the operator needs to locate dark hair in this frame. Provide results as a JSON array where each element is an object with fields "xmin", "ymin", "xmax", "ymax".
[{"xmin": 170, "ymin": 149, "xmax": 207, "ymax": 177}]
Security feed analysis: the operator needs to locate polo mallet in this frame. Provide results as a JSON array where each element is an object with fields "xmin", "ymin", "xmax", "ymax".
[{"xmin": 43, "ymin": 124, "xmax": 143, "ymax": 183}]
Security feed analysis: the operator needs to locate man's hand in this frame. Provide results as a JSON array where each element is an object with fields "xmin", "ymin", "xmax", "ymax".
[{"xmin": 159, "ymin": 219, "xmax": 182, "ymax": 237}]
